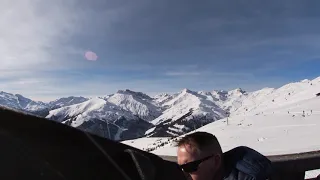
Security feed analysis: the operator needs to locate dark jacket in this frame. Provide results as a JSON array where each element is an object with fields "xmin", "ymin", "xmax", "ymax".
[{"xmin": 223, "ymin": 146, "xmax": 273, "ymax": 180}]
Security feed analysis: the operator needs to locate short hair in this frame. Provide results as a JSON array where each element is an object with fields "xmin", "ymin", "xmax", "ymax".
[{"xmin": 177, "ymin": 132, "xmax": 222, "ymax": 154}]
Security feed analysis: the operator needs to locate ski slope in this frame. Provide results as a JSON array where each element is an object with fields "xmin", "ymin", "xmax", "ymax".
[{"xmin": 123, "ymin": 96, "xmax": 320, "ymax": 156}]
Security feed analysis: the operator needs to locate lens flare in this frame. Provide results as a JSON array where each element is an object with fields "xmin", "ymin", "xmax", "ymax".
[{"xmin": 84, "ymin": 51, "xmax": 98, "ymax": 61}]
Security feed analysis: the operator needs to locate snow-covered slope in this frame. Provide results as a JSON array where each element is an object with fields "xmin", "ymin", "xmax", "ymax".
[
  {"xmin": 0, "ymin": 91, "xmax": 91, "ymax": 117},
  {"xmin": 47, "ymin": 98, "xmax": 107, "ymax": 123},
  {"xmin": 122, "ymin": 137, "xmax": 171, "ymax": 152},
  {"xmin": 146, "ymin": 89, "xmax": 227, "ymax": 137},
  {"xmin": 123, "ymin": 96, "xmax": 320, "ymax": 157},
  {"xmin": 0, "ymin": 91, "xmax": 24, "ymax": 110},
  {"xmin": 152, "ymin": 89, "xmax": 225, "ymax": 125},
  {"xmin": 107, "ymin": 90, "xmax": 162, "ymax": 121},
  {"xmin": 46, "ymin": 93, "xmax": 155, "ymax": 140},
  {"xmin": 230, "ymin": 77, "xmax": 320, "ymax": 116},
  {"xmin": 153, "ymin": 93, "xmax": 176, "ymax": 105},
  {"xmin": 121, "ymin": 76, "xmax": 320, "ymax": 156},
  {"xmin": 0, "ymin": 91, "xmax": 48, "ymax": 113}
]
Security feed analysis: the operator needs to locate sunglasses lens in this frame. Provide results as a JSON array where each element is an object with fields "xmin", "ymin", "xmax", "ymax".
[
  {"xmin": 180, "ymin": 155, "xmax": 214, "ymax": 173},
  {"xmin": 181, "ymin": 163, "xmax": 198, "ymax": 173}
]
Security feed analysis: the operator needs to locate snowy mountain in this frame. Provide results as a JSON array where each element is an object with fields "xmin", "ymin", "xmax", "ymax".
[
  {"xmin": 122, "ymin": 78, "xmax": 320, "ymax": 165},
  {"xmin": 2, "ymin": 76, "xmax": 320, "ymax": 141},
  {"xmin": 228, "ymin": 77, "xmax": 320, "ymax": 116},
  {"xmin": 46, "ymin": 88, "xmax": 229, "ymax": 140},
  {"xmin": 146, "ymin": 89, "xmax": 227, "ymax": 137},
  {"xmin": 0, "ymin": 91, "xmax": 48, "ymax": 116},
  {"xmin": 46, "ymin": 91, "xmax": 158, "ymax": 140},
  {"xmin": 107, "ymin": 89, "xmax": 162, "ymax": 121},
  {"xmin": 130, "ymin": 96, "xmax": 320, "ymax": 157},
  {"xmin": 0, "ymin": 91, "xmax": 92, "ymax": 117}
]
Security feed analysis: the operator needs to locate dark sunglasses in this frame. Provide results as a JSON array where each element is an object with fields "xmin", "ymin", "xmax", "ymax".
[{"xmin": 180, "ymin": 154, "xmax": 215, "ymax": 173}]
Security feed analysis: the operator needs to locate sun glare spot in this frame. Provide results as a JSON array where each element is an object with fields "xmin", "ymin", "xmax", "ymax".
[{"xmin": 84, "ymin": 51, "xmax": 98, "ymax": 61}]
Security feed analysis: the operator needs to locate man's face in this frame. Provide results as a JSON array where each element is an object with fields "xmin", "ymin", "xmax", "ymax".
[{"xmin": 177, "ymin": 145, "xmax": 219, "ymax": 180}]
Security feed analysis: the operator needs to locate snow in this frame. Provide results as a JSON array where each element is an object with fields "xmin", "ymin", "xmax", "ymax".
[
  {"xmin": 121, "ymin": 77, "xmax": 320, "ymax": 157},
  {"xmin": 149, "ymin": 97, "xmax": 320, "ymax": 156},
  {"xmin": 231, "ymin": 77, "xmax": 320, "ymax": 116},
  {"xmin": 173, "ymin": 124, "xmax": 185, "ymax": 130},
  {"xmin": 153, "ymin": 93, "xmax": 175, "ymax": 105},
  {"xmin": 305, "ymin": 169, "xmax": 320, "ymax": 179},
  {"xmin": 0, "ymin": 91, "xmax": 47, "ymax": 112},
  {"xmin": 145, "ymin": 127, "xmax": 156, "ymax": 135},
  {"xmin": 122, "ymin": 137, "xmax": 171, "ymax": 151},
  {"xmin": 47, "ymin": 98, "xmax": 106, "ymax": 122},
  {"xmin": 46, "ymin": 97, "xmax": 139, "ymax": 126},
  {"xmin": 0, "ymin": 92, "xmax": 91, "ymax": 114},
  {"xmin": 107, "ymin": 90, "xmax": 161, "ymax": 121},
  {"xmin": 151, "ymin": 88, "xmax": 225, "ymax": 125},
  {"xmin": 0, "ymin": 91, "xmax": 24, "ymax": 109}
]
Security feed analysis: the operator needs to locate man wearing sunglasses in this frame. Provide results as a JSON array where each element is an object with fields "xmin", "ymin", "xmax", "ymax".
[{"xmin": 177, "ymin": 132, "xmax": 272, "ymax": 180}]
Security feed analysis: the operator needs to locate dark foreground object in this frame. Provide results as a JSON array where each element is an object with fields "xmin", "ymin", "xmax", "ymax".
[{"xmin": 0, "ymin": 107, "xmax": 186, "ymax": 180}]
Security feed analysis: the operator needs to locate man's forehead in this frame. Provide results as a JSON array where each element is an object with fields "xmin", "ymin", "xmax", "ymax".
[
  {"xmin": 179, "ymin": 144, "xmax": 193, "ymax": 151},
  {"xmin": 178, "ymin": 144, "xmax": 214, "ymax": 158},
  {"xmin": 178, "ymin": 144, "xmax": 200, "ymax": 157},
  {"xmin": 178, "ymin": 145, "xmax": 189, "ymax": 152}
]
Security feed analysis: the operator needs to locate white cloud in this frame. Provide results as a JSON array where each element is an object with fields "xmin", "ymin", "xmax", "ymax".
[
  {"xmin": 0, "ymin": 0, "xmax": 92, "ymax": 100},
  {"xmin": 0, "ymin": 0, "xmax": 82, "ymax": 71}
]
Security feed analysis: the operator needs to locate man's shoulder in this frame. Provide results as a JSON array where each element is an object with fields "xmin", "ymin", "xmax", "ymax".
[{"xmin": 223, "ymin": 146, "xmax": 272, "ymax": 180}]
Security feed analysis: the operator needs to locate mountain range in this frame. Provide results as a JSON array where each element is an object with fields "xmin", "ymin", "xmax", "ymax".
[{"xmin": 1, "ymin": 76, "xmax": 319, "ymax": 141}]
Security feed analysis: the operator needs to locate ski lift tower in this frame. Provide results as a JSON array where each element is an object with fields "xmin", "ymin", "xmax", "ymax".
[{"xmin": 226, "ymin": 111, "xmax": 230, "ymax": 125}]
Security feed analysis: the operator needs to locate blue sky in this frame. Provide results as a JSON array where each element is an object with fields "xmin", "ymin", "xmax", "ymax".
[{"xmin": 1, "ymin": 0, "xmax": 320, "ymax": 101}]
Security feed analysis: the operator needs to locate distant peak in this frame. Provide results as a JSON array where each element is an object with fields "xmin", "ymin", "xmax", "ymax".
[
  {"xmin": 0, "ymin": 91, "xmax": 11, "ymax": 95},
  {"xmin": 116, "ymin": 89, "xmax": 133, "ymax": 94},
  {"xmin": 181, "ymin": 88, "xmax": 192, "ymax": 93},
  {"xmin": 15, "ymin": 94, "xmax": 31, "ymax": 100},
  {"xmin": 103, "ymin": 94, "xmax": 113, "ymax": 98},
  {"xmin": 198, "ymin": 91, "xmax": 211, "ymax": 95},
  {"xmin": 301, "ymin": 79, "xmax": 310, "ymax": 83},
  {"xmin": 116, "ymin": 89, "xmax": 151, "ymax": 99},
  {"xmin": 67, "ymin": 96, "xmax": 87, "ymax": 99},
  {"xmin": 212, "ymin": 89, "xmax": 228, "ymax": 94},
  {"xmin": 229, "ymin": 88, "xmax": 246, "ymax": 94},
  {"xmin": 154, "ymin": 93, "xmax": 169, "ymax": 97}
]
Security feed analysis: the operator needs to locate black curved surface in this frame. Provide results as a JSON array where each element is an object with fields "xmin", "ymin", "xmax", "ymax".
[{"xmin": 0, "ymin": 107, "xmax": 186, "ymax": 180}]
